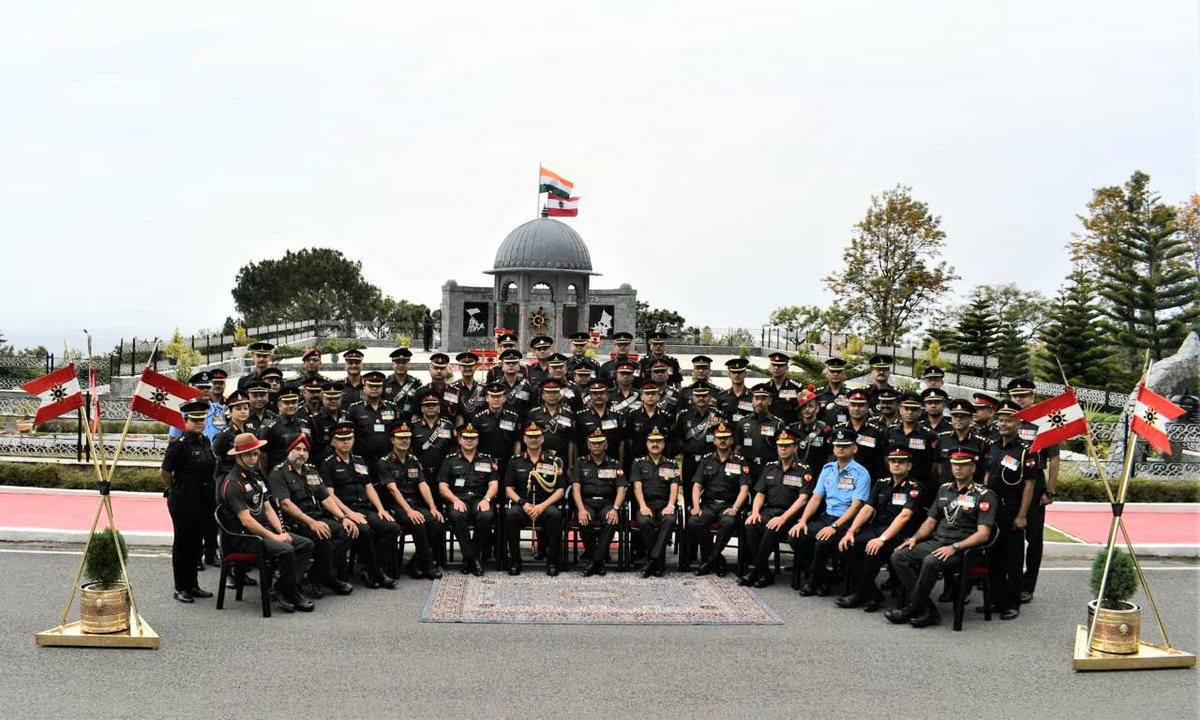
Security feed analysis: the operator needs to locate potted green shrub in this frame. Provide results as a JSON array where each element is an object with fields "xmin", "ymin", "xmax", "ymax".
[
  {"xmin": 80, "ymin": 526, "xmax": 131, "ymax": 634},
  {"xmin": 1086, "ymin": 547, "xmax": 1141, "ymax": 654}
]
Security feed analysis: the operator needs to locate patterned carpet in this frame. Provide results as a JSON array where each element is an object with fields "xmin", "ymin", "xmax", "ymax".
[{"xmin": 421, "ymin": 573, "xmax": 782, "ymax": 625}]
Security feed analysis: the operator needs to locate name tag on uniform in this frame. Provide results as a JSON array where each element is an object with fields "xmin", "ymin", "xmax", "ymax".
[
  {"xmin": 598, "ymin": 469, "xmax": 617, "ymax": 479},
  {"xmin": 212, "ymin": 416, "xmax": 225, "ymax": 426},
  {"xmin": 837, "ymin": 473, "xmax": 855, "ymax": 490},
  {"xmin": 444, "ymin": 392, "xmax": 459, "ymax": 404},
  {"xmin": 536, "ymin": 463, "xmax": 557, "ymax": 476},
  {"xmin": 725, "ymin": 462, "xmax": 744, "ymax": 475},
  {"xmin": 436, "ymin": 428, "xmax": 452, "ymax": 439},
  {"xmin": 705, "ymin": 434, "xmax": 714, "ymax": 442},
  {"xmin": 455, "ymin": 477, "xmax": 466, "ymax": 487},
  {"xmin": 306, "ymin": 473, "xmax": 321, "ymax": 487},
  {"xmin": 810, "ymin": 436, "xmax": 823, "ymax": 447},
  {"xmin": 601, "ymin": 418, "xmax": 618, "ymax": 430},
  {"xmin": 558, "ymin": 416, "xmax": 573, "ymax": 427},
  {"xmin": 743, "ymin": 438, "xmax": 753, "ymax": 446},
  {"xmin": 857, "ymin": 435, "xmax": 876, "ymax": 448},
  {"xmin": 499, "ymin": 420, "xmax": 516, "ymax": 431},
  {"xmin": 738, "ymin": 401, "xmax": 753, "ymax": 413},
  {"xmin": 908, "ymin": 438, "xmax": 926, "ymax": 450},
  {"xmin": 891, "ymin": 492, "xmax": 907, "ymax": 506},
  {"xmin": 407, "ymin": 468, "xmax": 420, "ymax": 479},
  {"xmin": 783, "ymin": 474, "xmax": 804, "ymax": 487},
  {"xmin": 762, "ymin": 426, "xmax": 775, "ymax": 437},
  {"xmin": 1019, "ymin": 428, "xmax": 1036, "ymax": 442},
  {"xmin": 660, "ymin": 468, "xmax": 678, "ymax": 479},
  {"xmin": 354, "ymin": 463, "xmax": 369, "ymax": 475},
  {"xmin": 373, "ymin": 423, "xmax": 385, "ymax": 433},
  {"xmin": 563, "ymin": 388, "xmax": 576, "ymax": 398},
  {"xmin": 381, "ymin": 410, "xmax": 395, "ymax": 421},
  {"xmin": 474, "ymin": 461, "xmax": 492, "ymax": 473},
  {"xmin": 515, "ymin": 390, "xmax": 530, "ymax": 400},
  {"xmin": 779, "ymin": 389, "xmax": 797, "ymax": 399},
  {"xmin": 1001, "ymin": 455, "xmax": 1020, "ymax": 471}
]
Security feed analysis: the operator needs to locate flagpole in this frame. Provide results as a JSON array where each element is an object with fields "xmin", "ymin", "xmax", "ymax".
[
  {"xmin": 536, "ymin": 162, "xmax": 542, "ymax": 218},
  {"xmin": 103, "ymin": 338, "xmax": 161, "ymax": 481},
  {"xmin": 86, "ymin": 331, "xmax": 109, "ymax": 467}
]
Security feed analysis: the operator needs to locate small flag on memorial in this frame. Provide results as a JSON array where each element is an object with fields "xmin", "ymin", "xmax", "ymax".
[
  {"xmin": 20, "ymin": 365, "xmax": 84, "ymax": 425},
  {"xmin": 1130, "ymin": 384, "xmax": 1185, "ymax": 455},
  {"xmin": 546, "ymin": 195, "xmax": 580, "ymax": 217},
  {"xmin": 1013, "ymin": 387, "xmax": 1088, "ymax": 453},
  {"xmin": 539, "ymin": 166, "xmax": 574, "ymax": 199},
  {"xmin": 131, "ymin": 369, "xmax": 204, "ymax": 430}
]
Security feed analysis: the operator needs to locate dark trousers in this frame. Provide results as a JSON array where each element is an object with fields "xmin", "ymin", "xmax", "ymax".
[
  {"xmin": 348, "ymin": 508, "xmax": 402, "ymax": 578},
  {"xmin": 790, "ymin": 514, "xmax": 846, "ymax": 585},
  {"xmin": 635, "ymin": 503, "xmax": 678, "ymax": 561},
  {"xmin": 841, "ymin": 525, "xmax": 899, "ymax": 594},
  {"xmin": 167, "ymin": 484, "xmax": 204, "ymax": 591},
  {"xmin": 395, "ymin": 506, "xmax": 439, "ymax": 568},
  {"xmin": 578, "ymin": 500, "xmax": 618, "ymax": 563},
  {"xmin": 225, "ymin": 532, "xmax": 314, "ymax": 596},
  {"xmin": 686, "ymin": 502, "xmax": 740, "ymax": 565},
  {"xmin": 506, "ymin": 505, "xmax": 563, "ymax": 565},
  {"xmin": 446, "ymin": 500, "xmax": 495, "ymax": 561},
  {"xmin": 744, "ymin": 508, "xmax": 794, "ymax": 575},
  {"xmin": 1023, "ymin": 493, "xmax": 1046, "ymax": 593},
  {"xmin": 199, "ymin": 481, "xmax": 218, "ymax": 562},
  {"xmin": 991, "ymin": 507, "xmax": 1025, "ymax": 610},
  {"xmin": 289, "ymin": 517, "xmax": 351, "ymax": 584},
  {"xmin": 891, "ymin": 538, "xmax": 964, "ymax": 610}
]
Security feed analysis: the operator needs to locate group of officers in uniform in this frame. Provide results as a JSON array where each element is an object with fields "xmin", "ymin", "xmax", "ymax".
[{"xmin": 160, "ymin": 330, "xmax": 1059, "ymax": 626}]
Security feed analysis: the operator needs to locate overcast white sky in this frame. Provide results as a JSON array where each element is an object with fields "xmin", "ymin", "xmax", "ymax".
[{"xmin": 2, "ymin": 1, "xmax": 1196, "ymax": 351}]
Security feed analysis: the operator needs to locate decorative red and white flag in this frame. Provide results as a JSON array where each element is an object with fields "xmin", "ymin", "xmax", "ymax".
[
  {"xmin": 131, "ymin": 369, "xmax": 203, "ymax": 430},
  {"xmin": 546, "ymin": 195, "xmax": 580, "ymax": 217},
  {"xmin": 1013, "ymin": 387, "xmax": 1089, "ymax": 453},
  {"xmin": 1131, "ymin": 384, "xmax": 1185, "ymax": 455},
  {"xmin": 20, "ymin": 365, "xmax": 85, "ymax": 425}
]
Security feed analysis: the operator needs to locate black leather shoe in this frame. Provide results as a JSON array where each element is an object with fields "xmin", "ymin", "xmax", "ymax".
[
  {"xmin": 508, "ymin": 562, "xmax": 523, "ymax": 576},
  {"xmin": 885, "ymin": 605, "xmax": 917, "ymax": 624},
  {"xmin": 324, "ymin": 579, "xmax": 354, "ymax": 595},
  {"xmin": 377, "ymin": 573, "xmax": 397, "ymax": 589},
  {"xmin": 643, "ymin": 563, "xmax": 658, "ymax": 579},
  {"xmin": 737, "ymin": 572, "xmax": 755, "ymax": 586},
  {"xmin": 835, "ymin": 593, "xmax": 865, "ymax": 609},
  {"xmin": 424, "ymin": 565, "xmax": 443, "ymax": 580},
  {"xmin": 863, "ymin": 589, "xmax": 885, "ymax": 613},
  {"xmin": 695, "ymin": 560, "xmax": 715, "ymax": 577},
  {"xmin": 798, "ymin": 583, "xmax": 817, "ymax": 597},
  {"xmin": 546, "ymin": 563, "xmax": 559, "ymax": 577},
  {"xmin": 653, "ymin": 560, "xmax": 665, "ymax": 578},
  {"xmin": 187, "ymin": 587, "xmax": 213, "ymax": 599},
  {"xmin": 936, "ymin": 589, "xmax": 954, "ymax": 603},
  {"xmin": 360, "ymin": 571, "xmax": 380, "ymax": 589},
  {"xmin": 405, "ymin": 561, "xmax": 423, "ymax": 580},
  {"xmin": 753, "ymin": 572, "xmax": 775, "ymax": 588},
  {"xmin": 583, "ymin": 561, "xmax": 600, "ymax": 577},
  {"xmin": 910, "ymin": 606, "xmax": 942, "ymax": 628},
  {"xmin": 814, "ymin": 583, "xmax": 830, "ymax": 597},
  {"xmin": 459, "ymin": 562, "xmax": 471, "ymax": 575},
  {"xmin": 1019, "ymin": 590, "xmax": 1034, "ymax": 604},
  {"xmin": 714, "ymin": 557, "xmax": 728, "ymax": 577},
  {"xmin": 172, "ymin": 590, "xmax": 194, "ymax": 604},
  {"xmin": 1000, "ymin": 607, "xmax": 1020, "ymax": 620},
  {"xmin": 196, "ymin": 561, "xmax": 206, "ymax": 572},
  {"xmin": 290, "ymin": 593, "xmax": 315, "ymax": 612},
  {"xmin": 305, "ymin": 583, "xmax": 325, "ymax": 599},
  {"xmin": 975, "ymin": 604, "xmax": 1002, "ymax": 614},
  {"xmin": 469, "ymin": 559, "xmax": 484, "ymax": 577},
  {"xmin": 204, "ymin": 553, "xmax": 219, "ymax": 567},
  {"xmin": 238, "ymin": 574, "xmax": 258, "ymax": 587},
  {"xmin": 276, "ymin": 596, "xmax": 297, "ymax": 613}
]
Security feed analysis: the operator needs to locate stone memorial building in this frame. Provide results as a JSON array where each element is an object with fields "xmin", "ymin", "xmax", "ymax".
[{"xmin": 439, "ymin": 217, "xmax": 637, "ymax": 351}]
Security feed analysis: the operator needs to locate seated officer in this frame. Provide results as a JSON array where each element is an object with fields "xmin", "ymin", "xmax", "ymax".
[
  {"xmin": 319, "ymin": 422, "xmax": 399, "ymax": 589},
  {"xmin": 267, "ymin": 433, "xmax": 354, "ymax": 597},
  {"xmin": 791, "ymin": 427, "xmax": 871, "ymax": 596},
  {"xmin": 437, "ymin": 423, "xmax": 500, "ymax": 577},
  {"xmin": 834, "ymin": 447, "xmax": 926, "ymax": 611},
  {"xmin": 739, "ymin": 429, "xmax": 813, "ymax": 588},
  {"xmin": 629, "ymin": 428, "xmax": 681, "ymax": 578},
  {"xmin": 570, "ymin": 429, "xmax": 627, "ymax": 576},
  {"xmin": 376, "ymin": 423, "xmax": 444, "ymax": 580},
  {"xmin": 887, "ymin": 450, "xmax": 998, "ymax": 628},
  {"xmin": 503, "ymin": 421, "xmax": 566, "ymax": 576},
  {"xmin": 219, "ymin": 433, "xmax": 315, "ymax": 613},
  {"xmin": 688, "ymin": 422, "xmax": 753, "ymax": 577}
]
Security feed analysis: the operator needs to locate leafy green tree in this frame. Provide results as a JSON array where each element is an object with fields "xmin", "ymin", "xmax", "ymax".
[
  {"xmin": 635, "ymin": 301, "xmax": 685, "ymax": 338},
  {"xmin": 769, "ymin": 305, "xmax": 823, "ymax": 345},
  {"xmin": 948, "ymin": 294, "xmax": 999, "ymax": 359},
  {"xmin": 824, "ymin": 185, "xmax": 958, "ymax": 343},
  {"xmin": 232, "ymin": 248, "xmax": 382, "ymax": 325},
  {"xmin": 1074, "ymin": 171, "xmax": 1200, "ymax": 366},
  {"xmin": 363, "ymin": 297, "xmax": 429, "ymax": 340},
  {"xmin": 1037, "ymin": 269, "xmax": 1117, "ymax": 387}
]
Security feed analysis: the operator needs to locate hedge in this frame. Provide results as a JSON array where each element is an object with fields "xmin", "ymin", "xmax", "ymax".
[
  {"xmin": 0, "ymin": 462, "xmax": 164, "ymax": 493},
  {"xmin": 1053, "ymin": 475, "xmax": 1199, "ymax": 503}
]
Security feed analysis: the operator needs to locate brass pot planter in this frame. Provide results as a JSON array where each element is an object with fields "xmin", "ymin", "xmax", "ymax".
[
  {"xmin": 80, "ymin": 582, "xmax": 130, "ymax": 634},
  {"xmin": 1086, "ymin": 599, "xmax": 1141, "ymax": 655}
]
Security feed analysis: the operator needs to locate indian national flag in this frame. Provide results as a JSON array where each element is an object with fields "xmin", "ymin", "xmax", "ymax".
[{"xmin": 539, "ymin": 166, "xmax": 574, "ymax": 199}]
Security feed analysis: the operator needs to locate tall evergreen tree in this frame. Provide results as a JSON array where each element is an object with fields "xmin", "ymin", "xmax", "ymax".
[
  {"xmin": 995, "ymin": 326, "xmax": 1030, "ymax": 378},
  {"xmin": 949, "ymin": 294, "xmax": 1000, "ymax": 360},
  {"xmin": 1038, "ymin": 270, "xmax": 1115, "ymax": 387}
]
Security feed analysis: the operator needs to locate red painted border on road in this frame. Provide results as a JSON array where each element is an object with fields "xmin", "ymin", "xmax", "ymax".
[
  {"xmin": 1046, "ymin": 506, "xmax": 1200, "ymax": 545},
  {"xmin": 0, "ymin": 490, "xmax": 171, "ymax": 533}
]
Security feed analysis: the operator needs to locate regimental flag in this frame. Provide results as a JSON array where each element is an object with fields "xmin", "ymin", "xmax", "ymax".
[
  {"xmin": 1131, "ymin": 383, "xmax": 1185, "ymax": 455},
  {"xmin": 546, "ymin": 195, "xmax": 580, "ymax": 217},
  {"xmin": 131, "ymin": 369, "xmax": 204, "ymax": 430},
  {"xmin": 539, "ymin": 166, "xmax": 574, "ymax": 199},
  {"xmin": 1013, "ymin": 387, "xmax": 1089, "ymax": 453},
  {"xmin": 20, "ymin": 365, "xmax": 84, "ymax": 425}
]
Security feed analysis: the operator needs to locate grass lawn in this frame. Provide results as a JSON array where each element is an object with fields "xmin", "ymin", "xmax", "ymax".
[{"xmin": 1045, "ymin": 525, "xmax": 1081, "ymax": 543}]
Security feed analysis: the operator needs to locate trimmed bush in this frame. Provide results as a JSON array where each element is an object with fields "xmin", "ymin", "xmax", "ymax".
[
  {"xmin": 0, "ymin": 462, "xmax": 164, "ymax": 493},
  {"xmin": 1054, "ymin": 475, "xmax": 1199, "ymax": 503},
  {"xmin": 1090, "ymin": 548, "xmax": 1139, "ymax": 608},
  {"xmin": 84, "ymin": 526, "xmax": 129, "ymax": 586}
]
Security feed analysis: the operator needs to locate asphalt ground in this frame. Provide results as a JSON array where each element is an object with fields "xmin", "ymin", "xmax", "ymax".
[{"xmin": 1, "ymin": 545, "xmax": 1197, "ymax": 720}]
